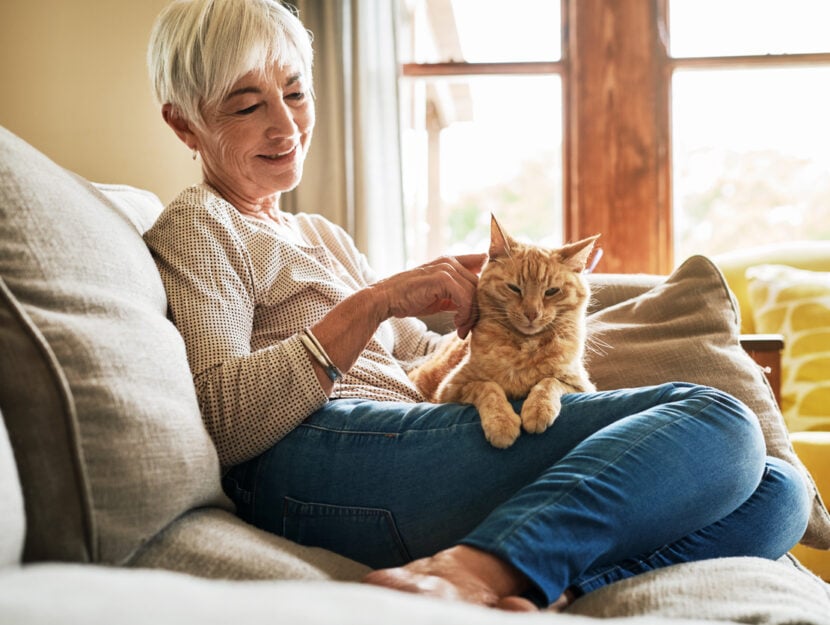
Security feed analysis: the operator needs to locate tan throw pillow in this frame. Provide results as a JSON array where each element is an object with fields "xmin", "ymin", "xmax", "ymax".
[
  {"xmin": 745, "ymin": 264, "xmax": 830, "ymax": 433},
  {"xmin": 586, "ymin": 255, "xmax": 830, "ymax": 549},
  {"xmin": 0, "ymin": 126, "xmax": 230, "ymax": 564}
]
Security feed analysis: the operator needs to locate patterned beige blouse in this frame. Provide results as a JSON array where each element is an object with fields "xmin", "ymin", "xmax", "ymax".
[{"xmin": 144, "ymin": 184, "xmax": 442, "ymax": 466}]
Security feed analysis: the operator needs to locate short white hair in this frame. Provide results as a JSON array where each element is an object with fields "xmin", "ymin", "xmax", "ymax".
[{"xmin": 148, "ymin": 0, "xmax": 313, "ymax": 128}]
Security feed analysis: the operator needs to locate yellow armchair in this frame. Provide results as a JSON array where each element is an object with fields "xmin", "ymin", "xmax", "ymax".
[
  {"xmin": 714, "ymin": 241, "xmax": 830, "ymax": 580},
  {"xmin": 789, "ymin": 432, "xmax": 830, "ymax": 579},
  {"xmin": 714, "ymin": 240, "xmax": 830, "ymax": 334}
]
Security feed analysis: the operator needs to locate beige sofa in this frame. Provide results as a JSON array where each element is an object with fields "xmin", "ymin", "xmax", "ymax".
[{"xmin": 1, "ymin": 125, "xmax": 830, "ymax": 624}]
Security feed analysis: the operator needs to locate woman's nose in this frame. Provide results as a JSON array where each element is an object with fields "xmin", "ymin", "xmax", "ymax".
[{"xmin": 265, "ymin": 101, "xmax": 298, "ymax": 139}]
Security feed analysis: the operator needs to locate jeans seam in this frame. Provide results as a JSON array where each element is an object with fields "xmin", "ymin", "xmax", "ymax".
[
  {"xmin": 299, "ymin": 420, "xmax": 482, "ymax": 437},
  {"xmin": 299, "ymin": 423, "xmax": 400, "ymax": 437},
  {"xmin": 575, "ymin": 543, "xmax": 671, "ymax": 593},
  {"xmin": 575, "ymin": 562, "xmax": 629, "ymax": 593}
]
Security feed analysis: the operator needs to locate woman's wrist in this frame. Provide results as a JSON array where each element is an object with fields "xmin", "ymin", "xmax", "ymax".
[
  {"xmin": 304, "ymin": 286, "xmax": 389, "ymax": 391},
  {"xmin": 299, "ymin": 328, "xmax": 344, "ymax": 383},
  {"xmin": 361, "ymin": 282, "xmax": 394, "ymax": 324}
]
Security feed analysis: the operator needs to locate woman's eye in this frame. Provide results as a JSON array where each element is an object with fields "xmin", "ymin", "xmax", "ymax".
[
  {"xmin": 286, "ymin": 91, "xmax": 306, "ymax": 102},
  {"xmin": 545, "ymin": 287, "xmax": 561, "ymax": 297},
  {"xmin": 236, "ymin": 104, "xmax": 259, "ymax": 115},
  {"xmin": 507, "ymin": 284, "xmax": 522, "ymax": 295}
]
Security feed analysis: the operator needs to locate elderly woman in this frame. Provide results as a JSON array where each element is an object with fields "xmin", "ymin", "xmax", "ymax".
[{"xmin": 144, "ymin": 0, "xmax": 809, "ymax": 612}]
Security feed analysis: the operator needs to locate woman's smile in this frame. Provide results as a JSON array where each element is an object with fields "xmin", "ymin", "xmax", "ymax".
[{"xmin": 258, "ymin": 144, "xmax": 298, "ymax": 161}]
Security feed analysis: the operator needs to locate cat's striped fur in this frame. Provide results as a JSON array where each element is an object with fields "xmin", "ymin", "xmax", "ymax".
[{"xmin": 409, "ymin": 216, "xmax": 598, "ymax": 448}]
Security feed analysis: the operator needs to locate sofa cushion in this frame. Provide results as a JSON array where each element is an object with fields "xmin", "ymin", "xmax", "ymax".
[
  {"xmin": 0, "ymin": 408, "xmax": 25, "ymax": 567},
  {"xmin": 129, "ymin": 507, "xmax": 370, "ymax": 582},
  {"xmin": 745, "ymin": 264, "xmax": 830, "ymax": 432},
  {"xmin": 568, "ymin": 555, "xmax": 830, "ymax": 622},
  {"xmin": 0, "ymin": 126, "xmax": 229, "ymax": 564},
  {"xmin": 92, "ymin": 183, "xmax": 164, "ymax": 234},
  {"xmin": 0, "ymin": 557, "xmax": 827, "ymax": 625},
  {"xmin": 585, "ymin": 255, "xmax": 830, "ymax": 549}
]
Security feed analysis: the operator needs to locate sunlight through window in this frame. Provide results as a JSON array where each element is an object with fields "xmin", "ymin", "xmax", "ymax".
[
  {"xmin": 670, "ymin": 0, "xmax": 830, "ymax": 259},
  {"xmin": 398, "ymin": 0, "xmax": 562, "ymax": 266}
]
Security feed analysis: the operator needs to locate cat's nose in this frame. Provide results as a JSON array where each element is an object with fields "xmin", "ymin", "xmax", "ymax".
[{"xmin": 524, "ymin": 310, "xmax": 538, "ymax": 322}]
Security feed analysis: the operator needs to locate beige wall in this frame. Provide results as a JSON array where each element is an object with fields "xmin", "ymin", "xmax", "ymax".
[{"xmin": 0, "ymin": 0, "xmax": 200, "ymax": 204}]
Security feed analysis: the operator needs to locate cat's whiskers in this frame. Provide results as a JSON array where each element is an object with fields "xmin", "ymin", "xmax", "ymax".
[{"xmin": 584, "ymin": 320, "xmax": 613, "ymax": 357}]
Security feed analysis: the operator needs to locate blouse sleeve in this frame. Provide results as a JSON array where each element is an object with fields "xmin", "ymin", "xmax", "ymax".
[
  {"xmin": 144, "ymin": 197, "xmax": 327, "ymax": 467},
  {"xmin": 388, "ymin": 316, "xmax": 444, "ymax": 365},
  {"xmin": 300, "ymin": 214, "xmax": 446, "ymax": 364}
]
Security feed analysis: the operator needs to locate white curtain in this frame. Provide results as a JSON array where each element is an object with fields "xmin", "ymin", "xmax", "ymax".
[{"xmin": 285, "ymin": 0, "xmax": 407, "ymax": 274}]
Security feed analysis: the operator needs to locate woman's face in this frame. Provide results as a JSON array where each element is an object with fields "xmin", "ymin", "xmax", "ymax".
[{"xmin": 194, "ymin": 62, "xmax": 315, "ymax": 211}]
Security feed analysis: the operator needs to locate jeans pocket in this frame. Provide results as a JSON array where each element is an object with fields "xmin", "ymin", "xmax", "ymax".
[{"xmin": 282, "ymin": 496, "xmax": 412, "ymax": 569}]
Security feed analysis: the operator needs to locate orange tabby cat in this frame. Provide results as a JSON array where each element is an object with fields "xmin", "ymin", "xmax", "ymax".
[{"xmin": 409, "ymin": 216, "xmax": 598, "ymax": 448}]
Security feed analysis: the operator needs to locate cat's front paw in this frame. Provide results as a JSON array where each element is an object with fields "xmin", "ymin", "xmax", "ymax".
[
  {"xmin": 521, "ymin": 391, "xmax": 561, "ymax": 435},
  {"xmin": 481, "ymin": 409, "xmax": 522, "ymax": 449}
]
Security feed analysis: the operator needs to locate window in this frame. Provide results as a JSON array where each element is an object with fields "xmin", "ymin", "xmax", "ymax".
[
  {"xmin": 669, "ymin": 0, "xmax": 830, "ymax": 261},
  {"xmin": 397, "ymin": 0, "xmax": 563, "ymax": 266},
  {"xmin": 397, "ymin": 0, "xmax": 830, "ymax": 273}
]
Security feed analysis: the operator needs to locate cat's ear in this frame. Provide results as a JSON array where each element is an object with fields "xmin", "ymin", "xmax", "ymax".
[
  {"xmin": 489, "ymin": 214, "xmax": 512, "ymax": 259},
  {"xmin": 558, "ymin": 234, "xmax": 600, "ymax": 272}
]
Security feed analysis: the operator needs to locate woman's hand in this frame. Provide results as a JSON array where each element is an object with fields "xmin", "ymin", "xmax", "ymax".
[
  {"xmin": 371, "ymin": 253, "xmax": 487, "ymax": 338},
  {"xmin": 308, "ymin": 253, "xmax": 486, "ymax": 393}
]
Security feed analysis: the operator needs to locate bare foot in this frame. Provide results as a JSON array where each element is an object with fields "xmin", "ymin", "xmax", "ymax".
[{"xmin": 362, "ymin": 545, "xmax": 537, "ymax": 611}]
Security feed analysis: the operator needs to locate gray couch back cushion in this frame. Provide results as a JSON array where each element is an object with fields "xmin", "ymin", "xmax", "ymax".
[
  {"xmin": 0, "ymin": 407, "xmax": 25, "ymax": 567},
  {"xmin": 0, "ymin": 126, "xmax": 229, "ymax": 564}
]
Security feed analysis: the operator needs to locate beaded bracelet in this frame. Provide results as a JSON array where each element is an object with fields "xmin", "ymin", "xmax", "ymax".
[{"xmin": 299, "ymin": 328, "xmax": 343, "ymax": 383}]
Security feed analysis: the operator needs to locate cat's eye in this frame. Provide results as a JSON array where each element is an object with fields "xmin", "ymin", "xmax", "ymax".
[
  {"xmin": 507, "ymin": 284, "xmax": 522, "ymax": 295},
  {"xmin": 545, "ymin": 287, "xmax": 561, "ymax": 297}
]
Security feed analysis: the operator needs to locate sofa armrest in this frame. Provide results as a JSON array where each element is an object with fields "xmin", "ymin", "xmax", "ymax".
[{"xmin": 740, "ymin": 333, "xmax": 785, "ymax": 408}]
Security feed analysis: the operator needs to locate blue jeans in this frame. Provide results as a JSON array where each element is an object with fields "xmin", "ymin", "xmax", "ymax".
[{"xmin": 222, "ymin": 383, "xmax": 810, "ymax": 605}]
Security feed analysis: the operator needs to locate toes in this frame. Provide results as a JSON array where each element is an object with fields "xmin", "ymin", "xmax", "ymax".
[{"xmin": 362, "ymin": 568, "xmax": 459, "ymax": 601}]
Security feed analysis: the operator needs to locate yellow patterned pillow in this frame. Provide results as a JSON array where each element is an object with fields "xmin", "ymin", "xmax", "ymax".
[{"xmin": 746, "ymin": 264, "xmax": 830, "ymax": 432}]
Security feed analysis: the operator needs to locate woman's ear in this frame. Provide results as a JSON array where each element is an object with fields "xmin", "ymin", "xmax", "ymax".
[{"xmin": 161, "ymin": 103, "xmax": 197, "ymax": 151}]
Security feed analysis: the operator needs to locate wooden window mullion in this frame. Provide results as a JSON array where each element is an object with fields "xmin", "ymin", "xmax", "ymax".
[{"xmin": 565, "ymin": 0, "xmax": 672, "ymax": 274}]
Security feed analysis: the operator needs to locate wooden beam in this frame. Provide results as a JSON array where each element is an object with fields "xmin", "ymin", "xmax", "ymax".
[
  {"xmin": 565, "ymin": 0, "xmax": 671, "ymax": 274},
  {"xmin": 670, "ymin": 51, "xmax": 830, "ymax": 71}
]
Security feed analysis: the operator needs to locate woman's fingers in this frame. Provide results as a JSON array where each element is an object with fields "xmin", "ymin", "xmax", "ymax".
[
  {"xmin": 423, "ymin": 254, "xmax": 485, "ymax": 289},
  {"xmin": 374, "ymin": 255, "xmax": 483, "ymax": 335},
  {"xmin": 455, "ymin": 253, "xmax": 488, "ymax": 274},
  {"xmin": 426, "ymin": 255, "xmax": 484, "ymax": 336}
]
